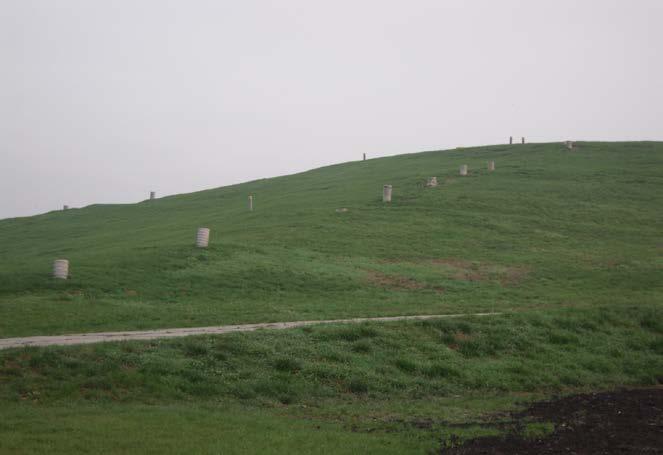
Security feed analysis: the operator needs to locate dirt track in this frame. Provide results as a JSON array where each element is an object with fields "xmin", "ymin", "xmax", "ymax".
[{"xmin": 0, "ymin": 312, "xmax": 499, "ymax": 350}]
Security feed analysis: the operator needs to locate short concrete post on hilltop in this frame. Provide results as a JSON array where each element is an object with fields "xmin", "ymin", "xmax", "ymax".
[
  {"xmin": 488, "ymin": 161, "xmax": 495, "ymax": 172},
  {"xmin": 196, "ymin": 228, "xmax": 210, "ymax": 248},
  {"xmin": 460, "ymin": 165, "xmax": 468, "ymax": 176},
  {"xmin": 565, "ymin": 141, "xmax": 575, "ymax": 150},
  {"xmin": 248, "ymin": 195, "xmax": 253, "ymax": 211},
  {"xmin": 521, "ymin": 137, "xmax": 525, "ymax": 144},
  {"xmin": 509, "ymin": 136, "xmax": 513, "ymax": 145},
  {"xmin": 63, "ymin": 205, "xmax": 69, "ymax": 211},
  {"xmin": 363, "ymin": 153, "xmax": 366, "ymax": 161},
  {"xmin": 150, "ymin": 191, "xmax": 156, "ymax": 200},
  {"xmin": 383, "ymin": 184, "xmax": 392, "ymax": 203},
  {"xmin": 53, "ymin": 259, "xmax": 69, "ymax": 279},
  {"xmin": 426, "ymin": 177, "xmax": 438, "ymax": 187}
]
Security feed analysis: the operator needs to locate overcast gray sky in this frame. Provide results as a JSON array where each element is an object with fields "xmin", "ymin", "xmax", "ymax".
[{"xmin": 1, "ymin": 0, "xmax": 661, "ymax": 219}]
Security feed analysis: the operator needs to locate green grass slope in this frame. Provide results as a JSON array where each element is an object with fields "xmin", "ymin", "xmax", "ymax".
[
  {"xmin": 1, "ymin": 141, "xmax": 662, "ymax": 453},
  {"xmin": 0, "ymin": 141, "xmax": 662, "ymax": 337},
  {"xmin": 1, "ymin": 306, "xmax": 660, "ymax": 453}
]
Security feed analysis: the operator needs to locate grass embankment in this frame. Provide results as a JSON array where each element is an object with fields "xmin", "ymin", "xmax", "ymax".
[
  {"xmin": 0, "ymin": 141, "xmax": 662, "ymax": 452},
  {"xmin": 1, "ymin": 306, "xmax": 661, "ymax": 452},
  {"xmin": 0, "ymin": 142, "xmax": 661, "ymax": 337}
]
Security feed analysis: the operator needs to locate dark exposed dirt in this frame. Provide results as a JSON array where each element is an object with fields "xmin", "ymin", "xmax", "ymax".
[{"xmin": 440, "ymin": 387, "xmax": 663, "ymax": 454}]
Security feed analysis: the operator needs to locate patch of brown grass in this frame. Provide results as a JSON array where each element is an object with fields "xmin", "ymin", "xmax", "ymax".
[
  {"xmin": 365, "ymin": 271, "xmax": 426, "ymax": 291},
  {"xmin": 499, "ymin": 267, "xmax": 530, "ymax": 286},
  {"xmin": 431, "ymin": 258, "xmax": 473, "ymax": 268},
  {"xmin": 377, "ymin": 257, "xmax": 530, "ymax": 287},
  {"xmin": 453, "ymin": 270, "xmax": 484, "ymax": 281},
  {"xmin": 447, "ymin": 331, "xmax": 474, "ymax": 350},
  {"xmin": 434, "ymin": 258, "xmax": 529, "ymax": 286},
  {"xmin": 453, "ymin": 332, "xmax": 473, "ymax": 342}
]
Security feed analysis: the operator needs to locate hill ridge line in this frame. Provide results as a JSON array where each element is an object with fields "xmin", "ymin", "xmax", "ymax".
[{"xmin": 0, "ymin": 312, "xmax": 501, "ymax": 350}]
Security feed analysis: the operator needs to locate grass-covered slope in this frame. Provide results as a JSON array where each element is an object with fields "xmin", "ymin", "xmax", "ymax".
[
  {"xmin": 1, "ymin": 141, "xmax": 662, "ymax": 453},
  {"xmin": 0, "ymin": 305, "xmax": 661, "ymax": 453},
  {"xmin": 0, "ymin": 141, "xmax": 662, "ymax": 337},
  {"xmin": 2, "ymin": 306, "xmax": 661, "ymax": 406}
]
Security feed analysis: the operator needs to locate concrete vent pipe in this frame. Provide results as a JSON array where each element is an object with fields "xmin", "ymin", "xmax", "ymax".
[
  {"xmin": 53, "ymin": 259, "xmax": 69, "ymax": 279},
  {"xmin": 196, "ymin": 228, "xmax": 210, "ymax": 248},
  {"xmin": 383, "ymin": 185, "xmax": 392, "ymax": 203},
  {"xmin": 460, "ymin": 165, "xmax": 468, "ymax": 176}
]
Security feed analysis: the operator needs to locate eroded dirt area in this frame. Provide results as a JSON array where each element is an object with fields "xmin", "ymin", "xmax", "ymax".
[{"xmin": 440, "ymin": 387, "xmax": 663, "ymax": 454}]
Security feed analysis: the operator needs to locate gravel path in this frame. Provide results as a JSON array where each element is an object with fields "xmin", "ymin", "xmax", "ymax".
[{"xmin": 0, "ymin": 312, "xmax": 500, "ymax": 350}]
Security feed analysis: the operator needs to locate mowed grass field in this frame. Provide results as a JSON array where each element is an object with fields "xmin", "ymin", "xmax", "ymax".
[{"xmin": 0, "ymin": 141, "xmax": 662, "ymax": 453}]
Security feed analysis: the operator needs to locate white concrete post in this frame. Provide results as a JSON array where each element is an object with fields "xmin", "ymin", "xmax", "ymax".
[
  {"xmin": 383, "ymin": 185, "xmax": 392, "ymax": 203},
  {"xmin": 460, "ymin": 165, "xmax": 468, "ymax": 176},
  {"xmin": 150, "ymin": 191, "xmax": 156, "ymax": 200},
  {"xmin": 565, "ymin": 141, "xmax": 574, "ymax": 150},
  {"xmin": 488, "ymin": 161, "xmax": 495, "ymax": 171},
  {"xmin": 426, "ymin": 177, "xmax": 438, "ymax": 187},
  {"xmin": 196, "ymin": 228, "xmax": 210, "ymax": 248},
  {"xmin": 53, "ymin": 259, "xmax": 69, "ymax": 279},
  {"xmin": 248, "ymin": 195, "xmax": 253, "ymax": 211}
]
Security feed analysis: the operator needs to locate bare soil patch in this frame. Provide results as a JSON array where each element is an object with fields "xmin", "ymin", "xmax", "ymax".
[{"xmin": 440, "ymin": 387, "xmax": 663, "ymax": 454}]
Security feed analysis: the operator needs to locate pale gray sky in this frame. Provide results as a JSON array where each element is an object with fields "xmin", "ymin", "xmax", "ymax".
[{"xmin": 1, "ymin": 0, "xmax": 662, "ymax": 219}]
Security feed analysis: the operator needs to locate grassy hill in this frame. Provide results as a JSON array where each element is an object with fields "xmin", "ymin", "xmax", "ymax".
[
  {"xmin": 0, "ymin": 141, "xmax": 661, "ymax": 453},
  {"xmin": 1, "ymin": 141, "xmax": 661, "ymax": 337}
]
